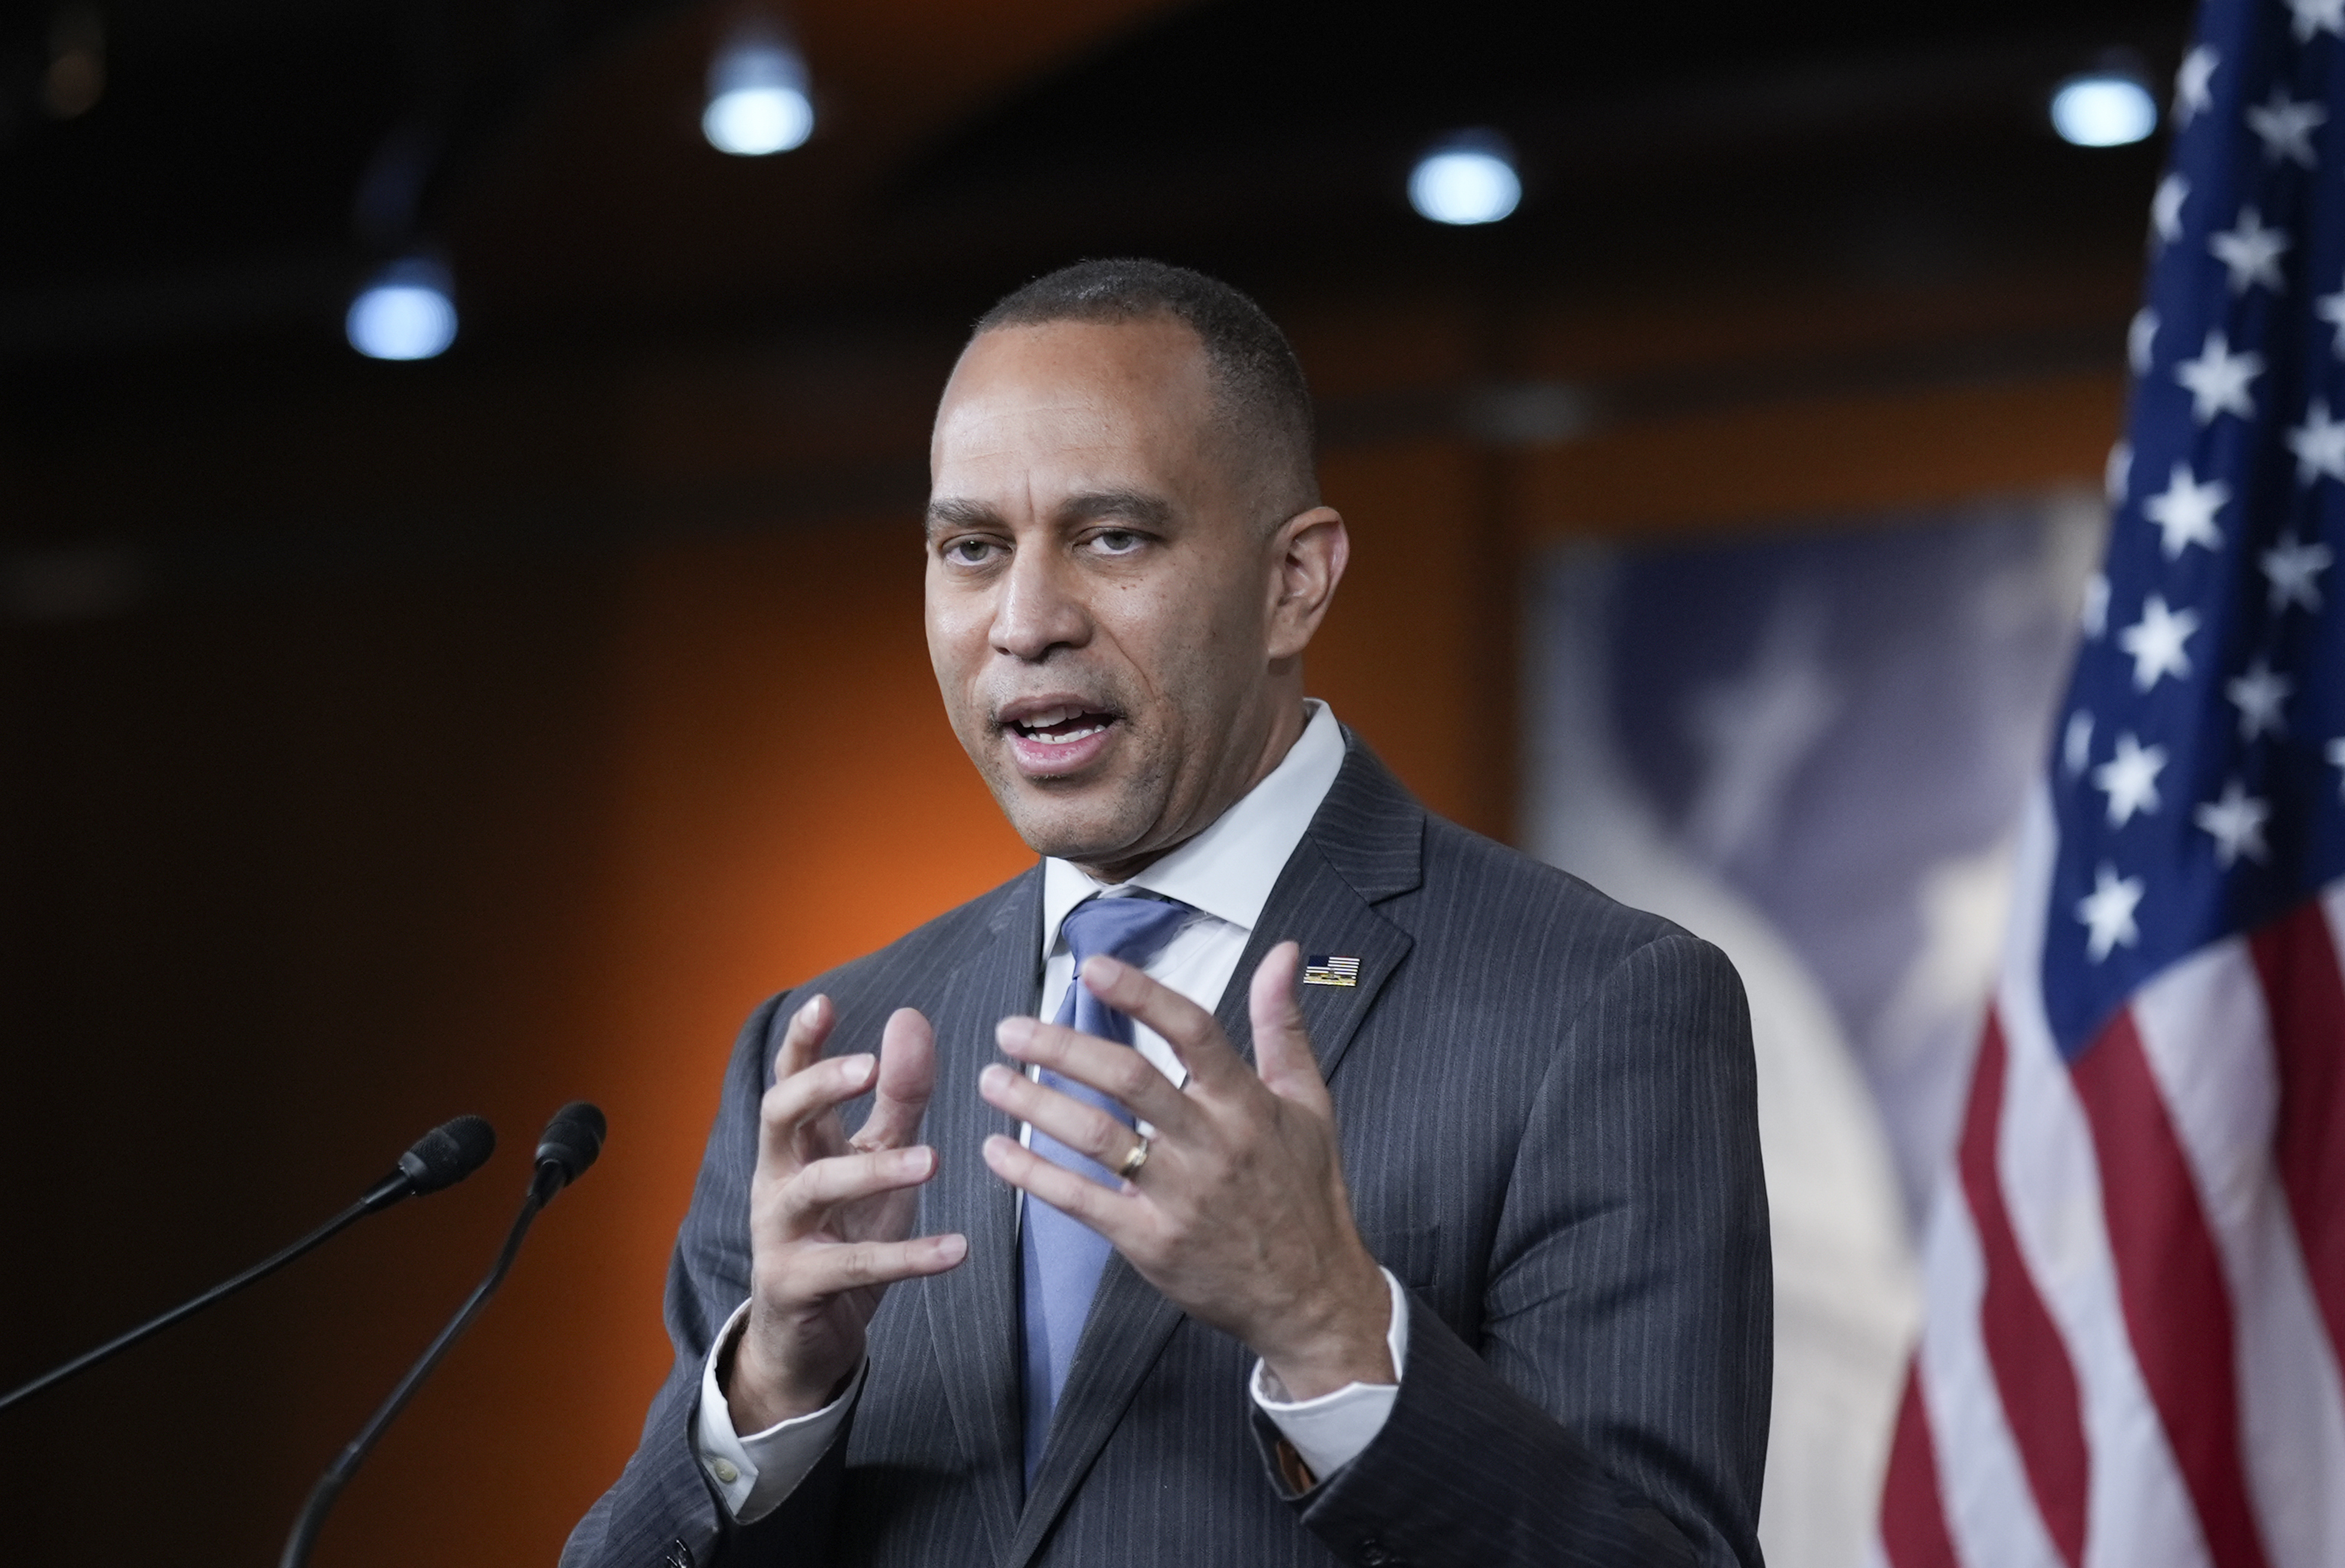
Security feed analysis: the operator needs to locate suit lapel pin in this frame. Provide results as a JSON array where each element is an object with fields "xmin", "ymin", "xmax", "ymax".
[{"xmin": 1302, "ymin": 954, "xmax": 1360, "ymax": 987}]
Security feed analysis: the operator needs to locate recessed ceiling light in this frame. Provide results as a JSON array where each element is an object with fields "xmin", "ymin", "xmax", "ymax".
[
  {"xmin": 347, "ymin": 259, "xmax": 458, "ymax": 361},
  {"xmin": 2051, "ymin": 73, "xmax": 2158, "ymax": 148},
  {"xmin": 1409, "ymin": 133, "xmax": 1521, "ymax": 226},
  {"xmin": 704, "ymin": 29, "xmax": 814, "ymax": 157}
]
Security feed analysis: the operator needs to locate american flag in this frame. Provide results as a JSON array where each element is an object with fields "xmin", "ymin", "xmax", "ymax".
[{"xmin": 1877, "ymin": 4, "xmax": 2345, "ymax": 1567}]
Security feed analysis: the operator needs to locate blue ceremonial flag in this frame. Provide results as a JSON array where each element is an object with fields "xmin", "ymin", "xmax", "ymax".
[{"xmin": 1880, "ymin": 3, "xmax": 2345, "ymax": 1567}]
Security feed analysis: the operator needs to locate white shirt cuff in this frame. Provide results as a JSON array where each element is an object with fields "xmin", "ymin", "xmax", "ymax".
[
  {"xmin": 1248, "ymin": 1267, "xmax": 1410, "ymax": 1487},
  {"xmin": 692, "ymin": 1300, "xmax": 864, "ymax": 1524}
]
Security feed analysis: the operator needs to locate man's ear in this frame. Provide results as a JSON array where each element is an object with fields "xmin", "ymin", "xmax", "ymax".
[{"xmin": 1266, "ymin": 506, "xmax": 1349, "ymax": 661}]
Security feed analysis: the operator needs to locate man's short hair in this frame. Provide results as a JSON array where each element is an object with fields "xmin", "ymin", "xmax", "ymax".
[{"xmin": 971, "ymin": 258, "xmax": 1319, "ymax": 521}]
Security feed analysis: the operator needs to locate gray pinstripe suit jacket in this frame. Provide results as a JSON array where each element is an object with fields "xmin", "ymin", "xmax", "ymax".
[{"xmin": 563, "ymin": 737, "xmax": 1770, "ymax": 1568}]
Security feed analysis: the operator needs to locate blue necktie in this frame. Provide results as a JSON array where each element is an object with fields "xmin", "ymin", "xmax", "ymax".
[{"xmin": 1020, "ymin": 894, "xmax": 1197, "ymax": 1483}]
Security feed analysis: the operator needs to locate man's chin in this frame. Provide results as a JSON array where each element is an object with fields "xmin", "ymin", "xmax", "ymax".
[{"xmin": 994, "ymin": 784, "xmax": 1159, "ymax": 871}]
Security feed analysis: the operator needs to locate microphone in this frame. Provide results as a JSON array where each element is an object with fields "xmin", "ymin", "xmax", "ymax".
[
  {"xmin": 532, "ymin": 1097, "xmax": 609, "ymax": 1200},
  {"xmin": 279, "ymin": 1102, "xmax": 606, "ymax": 1568},
  {"xmin": 0, "ymin": 1115, "xmax": 496, "ymax": 1417}
]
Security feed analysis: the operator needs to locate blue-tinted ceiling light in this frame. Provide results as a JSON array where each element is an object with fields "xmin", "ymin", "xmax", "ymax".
[
  {"xmin": 1409, "ymin": 133, "xmax": 1521, "ymax": 226},
  {"xmin": 2050, "ymin": 72, "xmax": 2158, "ymax": 147},
  {"xmin": 703, "ymin": 26, "xmax": 813, "ymax": 156},
  {"xmin": 346, "ymin": 259, "xmax": 457, "ymax": 361}
]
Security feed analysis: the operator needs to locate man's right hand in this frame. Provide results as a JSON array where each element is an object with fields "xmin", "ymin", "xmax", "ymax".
[{"xmin": 729, "ymin": 996, "xmax": 968, "ymax": 1431}]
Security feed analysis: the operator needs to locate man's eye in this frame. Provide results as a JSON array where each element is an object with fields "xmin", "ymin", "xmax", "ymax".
[
  {"xmin": 944, "ymin": 538, "xmax": 1000, "ymax": 566},
  {"xmin": 1091, "ymin": 529, "xmax": 1143, "ymax": 554}
]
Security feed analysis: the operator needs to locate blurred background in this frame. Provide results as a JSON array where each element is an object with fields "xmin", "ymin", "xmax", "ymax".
[{"xmin": 0, "ymin": 1, "xmax": 2187, "ymax": 1563}]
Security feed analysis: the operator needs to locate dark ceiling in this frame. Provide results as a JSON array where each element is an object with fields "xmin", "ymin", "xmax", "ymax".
[{"xmin": 0, "ymin": 0, "xmax": 2193, "ymax": 372}]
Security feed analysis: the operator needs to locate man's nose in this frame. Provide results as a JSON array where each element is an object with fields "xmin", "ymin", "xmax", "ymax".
[{"xmin": 990, "ymin": 548, "xmax": 1090, "ymax": 661}]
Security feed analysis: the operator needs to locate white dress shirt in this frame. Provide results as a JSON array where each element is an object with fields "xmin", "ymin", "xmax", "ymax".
[{"xmin": 695, "ymin": 700, "xmax": 1407, "ymax": 1521}]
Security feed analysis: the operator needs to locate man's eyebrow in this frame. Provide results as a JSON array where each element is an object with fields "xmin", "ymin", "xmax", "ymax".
[
  {"xmin": 923, "ymin": 497, "xmax": 1002, "ymax": 537},
  {"xmin": 1052, "ymin": 490, "xmax": 1175, "ymax": 531}
]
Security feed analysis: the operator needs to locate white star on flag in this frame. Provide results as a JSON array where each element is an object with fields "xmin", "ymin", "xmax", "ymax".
[
  {"xmin": 2331, "ymin": 736, "xmax": 2345, "ymax": 799},
  {"xmin": 2063, "ymin": 711, "xmax": 2095, "ymax": 778},
  {"xmin": 2151, "ymin": 174, "xmax": 2190, "ymax": 246},
  {"xmin": 2286, "ymin": 397, "xmax": 2345, "ymax": 483},
  {"xmin": 2141, "ymin": 462, "xmax": 2230, "ymax": 557},
  {"xmin": 2286, "ymin": 0, "xmax": 2345, "ymax": 42},
  {"xmin": 2093, "ymin": 732, "xmax": 2169, "ymax": 825},
  {"xmin": 2319, "ymin": 281, "xmax": 2345, "ymax": 357},
  {"xmin": 2245, "ymin": 88, "xmax": 2328, "ymax": 166},
  {"xmin": 2225, "ymin": 660, "xmax": 2293, "ymax": 740},
  {"xmin": 2128, "ymin": 308, "xmax": 2159, "ymax": 373},
  {"xmin": 2262, "ymin": 532, "xmax": 2334, "ymax": 612},
  {"xmin": 2076, "ymin": 862, "xmax": 2146, "ymax": 962},
  {"xmin": 2175, "ymin": 329, "xmax": 2265, "ymax": 422},
  {"xmin": 2194, "ymin": 780, "xmax": 2273, "ymax": 867},
  {"xmin": 2174, "ymin": 44, "xmax": 2219, "ymax": 125},
  {"xmin": 2209, "ymin": 207, "xmax": 2291, "ymax": 293},
  {"xmin": 2118, "ymin": 594, "xmax": 2199, "ymax": 690},
  {"xmin": 2080, "ymin": 571, "xmax": 2110, "ymax": 637}
]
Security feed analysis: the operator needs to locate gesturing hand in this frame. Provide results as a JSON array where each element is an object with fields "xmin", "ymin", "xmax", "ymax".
[
  {"xmin": 731, "ymin": 996, "xmax": 968, "ymax": 1431},
  {"xmin": 978, "ymin": 941, "xmax": 1392, "ymax": 1401}
]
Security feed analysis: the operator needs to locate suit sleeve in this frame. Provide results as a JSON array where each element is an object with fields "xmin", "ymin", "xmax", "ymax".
[
  {"xmin": 560, "ymin": 992, "xmax": 855, "ymax": 1568},
  {"xmin": 1260, "ymin": 932, "xmax": 1773, "ymax": 1568}
]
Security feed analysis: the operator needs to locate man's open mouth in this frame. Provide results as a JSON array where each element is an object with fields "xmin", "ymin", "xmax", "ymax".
[{"xmin": 1008, "ymin": 707, "xmax": 1116, "ymax": 747}]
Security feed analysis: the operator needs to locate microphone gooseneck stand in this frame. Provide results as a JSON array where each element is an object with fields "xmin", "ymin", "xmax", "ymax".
[
  {"xmin": 0, "ymin": 1115, "xmax": 496, "ymax": 1418},
  {"xmin": 279, "ymin": 1101, "xmax": 606, "ymax": 1568}
]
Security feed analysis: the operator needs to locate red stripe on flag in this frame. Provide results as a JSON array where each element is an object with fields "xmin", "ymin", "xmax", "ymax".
[
  {"xmin": 2250, "ymin": 898, "xmax": 2345, "ymax": 1367},
  {"xmin": 1880, "ymin": 1363, "xmax": 1960, "ymax": 1568},
  {"xmin": 1961, "ymin": 1012, "xmax": 2089, "ymax": 1568},
  {"xmin": 2069, "ymin": 1009, "xmax": 2271, "ymax": 1568}
]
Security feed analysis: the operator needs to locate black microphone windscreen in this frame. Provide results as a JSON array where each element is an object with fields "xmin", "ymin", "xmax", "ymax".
[
  {"xmin": 397, "ymin": 1115, "xmax": 497, "ymax": 1194},
  {"xmin": 534, "ymin": 1102, "xmax": 606, "ymax": 1188}
]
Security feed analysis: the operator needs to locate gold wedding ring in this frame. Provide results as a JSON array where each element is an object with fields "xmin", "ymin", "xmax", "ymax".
[{"xmin": 1116, "ymin": 1134, "xmax": 1151, "ymax": 1180}]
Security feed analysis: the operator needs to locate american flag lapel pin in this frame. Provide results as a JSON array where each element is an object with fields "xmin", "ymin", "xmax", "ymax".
[{"xmin": 1302, "ymin": 954, "xmax": 1360, "ymax": 987}]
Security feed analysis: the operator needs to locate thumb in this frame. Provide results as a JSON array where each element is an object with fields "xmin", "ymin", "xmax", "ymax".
[
  {"xmin": 855, "ymin": 1008, "xmax": 936, "ymax": 1149},
  {"xmin": 1249, "ymin": 942, "xmax": 1331, "ymax": 1112}
]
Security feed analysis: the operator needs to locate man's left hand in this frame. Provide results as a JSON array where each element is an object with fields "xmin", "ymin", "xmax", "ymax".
[{"xmin": 978, "ymin": 940, "xmax": 1393, "ymax": 1401}]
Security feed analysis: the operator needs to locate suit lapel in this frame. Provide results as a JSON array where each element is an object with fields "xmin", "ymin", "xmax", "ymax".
[
  {"xmin": 1005, "ymin": 743, "xmax": 1421, "ymax": 1566},
  {"xmin": 919, "ymin": 868, "xmax": 1043, "ymax": 1563},
  {"xmin": 1237, "ymin": 836, "xmax": 1413, "ymax": 1085}
]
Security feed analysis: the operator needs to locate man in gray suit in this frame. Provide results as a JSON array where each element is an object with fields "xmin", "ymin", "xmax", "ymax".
[{"xmin": 563, "ymin": 259, "xmax": 1769, "ymax": 1568}]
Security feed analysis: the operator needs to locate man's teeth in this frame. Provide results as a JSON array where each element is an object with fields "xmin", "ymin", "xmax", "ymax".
[{"xmin": 1013, "ymin": 707, "xmax": 1110, "ymax": 744}]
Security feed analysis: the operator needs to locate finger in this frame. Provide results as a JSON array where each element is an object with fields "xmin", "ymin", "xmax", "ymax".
[
  {"xmin": 778, "ymin": 1146, "xmax": 938, "ymax": 1239},
  {"xmin": 978, "ymin": 1065, "xmax": 1149, "ymax": 1173},
  {"xmin": 772, "ymin": 993, "xmax": 835, "ymax": 1083},
  {"xmin": 1075, "ymin": 954, "xmax": 1249, "ymax": 1092},
  {"xmin": 784, "ymin": 1233, "xmax": 968, "ymax": 1298},
  {"xmin": 1248, "ymin": 942, "xmax": 1332, "ymax": 1113},
  {"xmin": 758, "ymin": 1051, "xmax": 879, "ymax": 1177},
  {"xmin": 852, "ymin": 1008, "xmax": 937, "ymax": 1152},
  {"xmin": 983, "ymin": 1134, "xmax": 1140, "ymax": 1232},
  {"xmin": 993, "ymin": 1015, "xmax": 1192, "ymax": 1132}
]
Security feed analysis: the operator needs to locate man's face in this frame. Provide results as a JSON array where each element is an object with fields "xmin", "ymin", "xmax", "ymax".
[{"xmin": 924, "ymin": 317, "xmax": 1294, "ymax": 873}]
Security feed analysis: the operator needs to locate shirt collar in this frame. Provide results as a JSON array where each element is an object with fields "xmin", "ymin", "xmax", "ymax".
[{"xmin": 1040, "ymin": 699, "xmax": 1346, "ymax": 959}]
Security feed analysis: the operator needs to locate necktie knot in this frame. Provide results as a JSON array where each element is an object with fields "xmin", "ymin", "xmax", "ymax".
[{"xmin": 1059, "ymin": 894, "xmax": 1196, "ymax": 972}]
